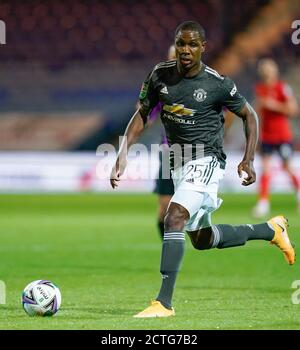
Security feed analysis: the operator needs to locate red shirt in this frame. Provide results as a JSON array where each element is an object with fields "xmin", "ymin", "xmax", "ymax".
[{"xmin": 255, "ymin": 81, "xmax": 293, "ymax": 144}]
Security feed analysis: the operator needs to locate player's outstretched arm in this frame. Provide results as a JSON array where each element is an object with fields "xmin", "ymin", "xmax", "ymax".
[
  {"xmin": 110, "ymin": 109, "xmax": 146, "ymax": 189},
  {"xmin": 235, "ymin": 102, "xmax": 259, "ymax": 186}
]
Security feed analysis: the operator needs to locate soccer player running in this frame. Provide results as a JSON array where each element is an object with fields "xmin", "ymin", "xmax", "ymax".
[
  {"xmin": 252, "ymin": 58, "xmax": 300, "ymax": 218},
  {"xmin": 110, "ymin": 21, "xmax": 295, "ymax": 318}
]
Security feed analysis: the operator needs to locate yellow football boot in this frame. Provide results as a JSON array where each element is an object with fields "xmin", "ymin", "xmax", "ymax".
[
  {"xmin": 269, "ymin": 215, "xmax": 295, "ymax": 265},
  {"xmin": 133, "ymin": 300, "xmax": 175, "ymax": 318}
]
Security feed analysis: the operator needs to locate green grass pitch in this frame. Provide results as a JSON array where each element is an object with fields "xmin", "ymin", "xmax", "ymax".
[{"xmin": 0, "ymin": 193, "xmax": 299, "ymax": 330}]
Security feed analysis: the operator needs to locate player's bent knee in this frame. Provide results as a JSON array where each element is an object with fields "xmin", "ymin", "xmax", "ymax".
[
  {"xmin": 190, "ymin": 239, "xmax": 209, "ymax": 250},
  {"xmin": 164, "ymin": 213, "xmax": 186, "ymax": 232},
  {"xmin": 187, "ymin": 227, "xmax": 213, "ymax": 250},
  {"xmin": 190, "ymin": 239, "xmax": 211, "ymax": 250},
  {"xmin": 164, "ymin": 202, "xmax": 189, "ymax": 232}
]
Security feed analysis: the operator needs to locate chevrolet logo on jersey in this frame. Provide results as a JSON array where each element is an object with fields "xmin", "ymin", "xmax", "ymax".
[{"xmin": 163, "ymin": 104, "xmax": 196, "ymax": 117}]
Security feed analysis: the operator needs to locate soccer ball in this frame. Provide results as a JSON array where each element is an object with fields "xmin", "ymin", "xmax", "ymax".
[{"xmin": 22, "ymin": 280, "xmax": 61, "ymax": 316}]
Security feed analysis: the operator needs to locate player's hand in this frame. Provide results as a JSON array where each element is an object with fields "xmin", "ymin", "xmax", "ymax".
[
  {"xmin": 237, "ymin": 160, "xmax": 256, "ymax": 186},
  {"xmin": 262, "ymin": 98, "xmax": 282, "ymax": 111},
  {"xmin": 110, "ymin": 158, "xmax": 127, "ymax": 189}
]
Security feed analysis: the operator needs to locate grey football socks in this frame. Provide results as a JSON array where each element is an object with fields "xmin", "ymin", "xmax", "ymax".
[
  {"xmin": 156, "ymin": 232, "xmax": 185, "ymax": 309},
  {"xmin": 211, "ymin": 223, "xmax": 274, "ymax": 249},
  {"xmin": 156, "ymin": 224, "xmax": 274, "ymax": 308}
]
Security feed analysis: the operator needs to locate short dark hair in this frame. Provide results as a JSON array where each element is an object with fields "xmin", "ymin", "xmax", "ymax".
[{"xmin": 175, "ymin": 21, "xmax": 206, "ymax": 41}]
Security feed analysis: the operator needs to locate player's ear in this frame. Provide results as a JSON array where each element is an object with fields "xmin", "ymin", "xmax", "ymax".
[{"xmin": 201, "ymin": 41, "xmax": 206, "ymax": 53}]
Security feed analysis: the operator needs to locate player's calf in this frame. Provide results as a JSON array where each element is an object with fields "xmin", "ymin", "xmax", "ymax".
[
  {"xmin": 156, "ymin": 202, "xmax": 189, "ymax": 310},
  {"xmin": 188, "ymin": 219, "xmax": 295, "ymax": 265},
  {"xmin": 187, "ymin": 227, "xmax": 214, "ymax": 250}
]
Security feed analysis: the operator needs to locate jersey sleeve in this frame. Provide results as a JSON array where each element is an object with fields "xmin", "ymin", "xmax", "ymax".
[
  {"xmin": 220, "ymin": 77, "xmax": 247, "ymax": 114},
  {"xmin": 148, "ymin": 102, "xmax": 162, "ymax": 122},
  {"xmin": 138, "ymin": 69, "xmax": 159, "ymax": 119}
]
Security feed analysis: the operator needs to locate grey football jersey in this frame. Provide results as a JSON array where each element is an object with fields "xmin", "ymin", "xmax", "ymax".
[{"xmin": 139, "ymin": 60, "xmax": 246, "ymax": 169}]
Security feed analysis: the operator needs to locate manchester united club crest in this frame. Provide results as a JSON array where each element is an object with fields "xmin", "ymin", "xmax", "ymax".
[{"xmin": 193, "ymin": 88, "xmax": 207, "ymax": 102}]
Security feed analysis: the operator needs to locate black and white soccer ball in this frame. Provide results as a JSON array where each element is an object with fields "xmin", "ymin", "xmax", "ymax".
[{"xmin": 22, "ymin": 280, "xmax": 61, "ymax": 316}]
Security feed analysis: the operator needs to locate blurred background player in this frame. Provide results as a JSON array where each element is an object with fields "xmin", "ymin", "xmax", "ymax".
[
  {"xmin": 148, "ymin": 45, "xmax": 176, "ymax": 240},
  {"xmin": 252, "ymin": 58, "xmax": 300, "ymax": 218}
]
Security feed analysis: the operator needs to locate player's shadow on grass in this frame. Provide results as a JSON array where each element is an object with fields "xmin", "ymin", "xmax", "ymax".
[
  {"xmin": 62, "ymin": 306, "xmax": 136, "ymax": 317},
  {"xmin": 2, "ymin": 305, "xmax": 136, "ymax": 319},
  {"xmin": 180, "ymin": 285, "xmax": 288, "ymax": 294}
]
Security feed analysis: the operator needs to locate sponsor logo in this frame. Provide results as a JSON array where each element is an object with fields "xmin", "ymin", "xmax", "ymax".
[
  {"xmin": 230, "ymin": 84, "xmax": 237, "ymax": 96},
  {"xmin": 139, "ymin": 82, "xmax": 149, "ymax": 99},
  {"xmin": 163, "ymin": 103, "xmax": 196, "ymax": 116},
  {"xmin": 163, "ymin": 113, "xmax": 195, "ymax": 125},
  {"xmin": 37, "ymin": 286, "xmax": 49, "ymax": 300},
  {"xmin": 193, "ymin": 88, "xmax": 207, "ymax": 102}
]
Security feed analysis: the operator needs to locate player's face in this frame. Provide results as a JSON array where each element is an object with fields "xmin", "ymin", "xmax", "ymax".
[
  {"xmin": 258, "ymin": 60, "xmax": 279, "ymax": 82},
  {"xmin": 175, "ymin": 30, "xmax": 206, "ymax": 74}
]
